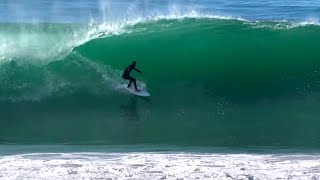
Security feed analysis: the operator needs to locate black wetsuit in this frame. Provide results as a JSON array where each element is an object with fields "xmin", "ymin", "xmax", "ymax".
[{"xmin": 122, "ymin": 64, "xmax": 141, "ymax": 90}]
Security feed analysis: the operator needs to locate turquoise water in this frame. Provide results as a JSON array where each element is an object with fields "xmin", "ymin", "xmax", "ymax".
[
  {"xmin": 1, "ymin": 1, "xmax": 320, "ymax": 179},
  {"xmin": 1, "ymin": 19, "xmax": 320, "ymax": 148}
]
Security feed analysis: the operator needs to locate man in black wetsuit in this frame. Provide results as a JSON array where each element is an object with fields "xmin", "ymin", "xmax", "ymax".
[{"xmin": 122, "ymin": 61, "xmax": 142, "ymax": 91}]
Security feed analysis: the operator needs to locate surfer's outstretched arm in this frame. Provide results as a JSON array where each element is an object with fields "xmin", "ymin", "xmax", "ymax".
[{"xmin": 134, "ymin": 68, "xmax": 142, "ymax": 73}]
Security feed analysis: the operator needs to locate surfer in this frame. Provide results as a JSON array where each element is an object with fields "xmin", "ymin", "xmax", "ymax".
[{"xmin": 122, "ymin": 61, "xmax": 142, "ymax": 91}]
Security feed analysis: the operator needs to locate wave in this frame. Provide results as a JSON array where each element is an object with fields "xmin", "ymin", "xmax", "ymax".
[
  {"xmin": 1, "ymin": 15, "xmax": 320, "ymax": 147},
  {"xmin": 0, "ymin": 16, "xmax": 320, "ymax": 102}
]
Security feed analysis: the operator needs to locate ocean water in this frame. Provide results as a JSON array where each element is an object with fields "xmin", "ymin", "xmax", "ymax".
[{"xmin": 1, "ymin": 0, "xmax": 320, "ymax": 179}]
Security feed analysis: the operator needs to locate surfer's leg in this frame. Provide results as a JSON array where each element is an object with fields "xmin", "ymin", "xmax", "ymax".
[
  {"xmin": 133, "ymin": 78, "xmax": 138, "ymax": 91},
  {"xmin": 128, "ymin": 76, "xmax": 138, "ymax": 90},
  {"xmin": 127, "ymin": 80, "xmax": 132, "ymax": 88},
  {"xmin": 127, "ymin": 76, "xmax": 135, "ymax": 88},
  {"xmin": 123, "ymin": 75, "xmax": 131, "ymax": 87}
]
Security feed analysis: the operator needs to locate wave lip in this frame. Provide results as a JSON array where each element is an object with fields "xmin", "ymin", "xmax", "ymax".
[
  {"xmin": 144, "ymin": 9, "xmax": 247, "ymax": 21},
  {"xmin": 298, "ymin": 18, "xmax": 320, "ymax": 26},
  {"xmin": 247, "ymin": 17, "xmax": 320, "ymax": 29},
  {"xmin": 0, "ymin": 8, "xmax": 248, "ymax": 63},
  {"xmin": 2, "ymin": 9, "xmax": 318, "ymax": 63}
]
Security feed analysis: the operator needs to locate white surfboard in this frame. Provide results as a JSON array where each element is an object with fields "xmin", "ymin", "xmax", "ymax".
[{"xmin": 121, "ymin": 84, "xmax": 150, "ymax": 97}]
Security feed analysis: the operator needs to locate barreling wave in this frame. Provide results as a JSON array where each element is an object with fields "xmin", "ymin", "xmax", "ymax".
[
  {"xmin": 1, "ymin": 15, "xmax": 319, "ymax": 100},
  {"xmin": 1, "ymin": 14, "xmax": 320, "ymax": 147}
]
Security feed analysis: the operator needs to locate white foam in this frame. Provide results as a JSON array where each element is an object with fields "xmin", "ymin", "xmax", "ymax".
[
  {"xmin": 0, "ymin": 152, "xmax": 319, "ymax": 180},
  {"xmin": 248, "ymin": 18, "xmax": 320, "ymax": 30},
  {"xmin": 297, "ymin": 18, "xmax": 320, "ymax": 26}
]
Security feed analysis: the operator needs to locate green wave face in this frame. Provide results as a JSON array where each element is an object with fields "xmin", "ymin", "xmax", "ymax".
[{"xmin": 1, "ymin": 18, "xmax": 320, "ymax": 148}]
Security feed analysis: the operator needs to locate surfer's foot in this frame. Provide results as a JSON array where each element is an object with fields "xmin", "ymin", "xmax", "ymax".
[{"xmin": 135, "ymin": 89, "xmax": 140, "ymax": 92}]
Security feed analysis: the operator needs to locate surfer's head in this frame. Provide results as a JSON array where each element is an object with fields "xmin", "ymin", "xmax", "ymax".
[{"xmin": 132, "ymin": 61, "xmax": 136, "ymax": 66}]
